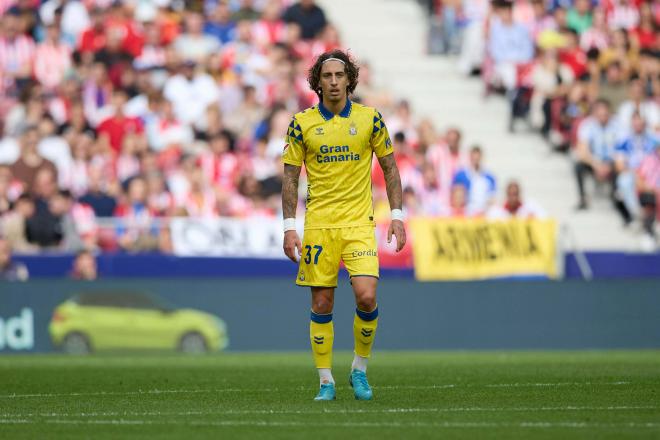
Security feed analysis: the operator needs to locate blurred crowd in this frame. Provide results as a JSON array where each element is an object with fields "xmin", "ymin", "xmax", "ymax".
[
  {"xmin": 426, "ymin": 0, "xmax": 660, "ymax": 245},
  {"xmin": 0, "ymin": 0, "xmax": 544, "ymax": 264}
]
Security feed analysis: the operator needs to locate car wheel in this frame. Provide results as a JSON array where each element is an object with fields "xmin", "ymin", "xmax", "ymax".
[
  {"xmin": 62, "ymin": 332, "xmax": 92, "ymax": 355},
  {"xmin": 179, "ymin": 332, "xmax": 208, "ymax": 354}
]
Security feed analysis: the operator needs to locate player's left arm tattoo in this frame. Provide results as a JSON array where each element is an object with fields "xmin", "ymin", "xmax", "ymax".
[{"xmin": 377, "ymin": 153, "xmax": 403, "ymax": 210}]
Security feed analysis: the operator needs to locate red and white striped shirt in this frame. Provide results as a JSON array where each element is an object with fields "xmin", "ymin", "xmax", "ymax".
[
  {"xmin": 426, "ymin": 143, "xmax": 468, "ymax": 206},
  {"xmin": 71, "ymin": 202, "xmax": 98, "ymax": 240},
  {"xmin": 638, "ymin": 152, "xmax": 660, "ymax": 191},
  {"xmin": 34, "ymin": 42, "xmax": 72, "ymax": 90},
  {"xmin": 0, "ymin": 34, "xmax": 35, "ymax": 77},
  {"xmin": 198, "ymin": 152, "xmax": 239, "ymax": 192},
  {"xmin": 252, "ymin": 19, "xmax": 286, "ymax": 48}
]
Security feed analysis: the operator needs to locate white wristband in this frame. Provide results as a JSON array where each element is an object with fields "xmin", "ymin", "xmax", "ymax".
[
  {"xmin": 283, "ymin": 218, "xmax": 296, "ymax": 232},
  {"xmin": 391, "ymin": 209, "xmax": 404, "ymax": 221}
]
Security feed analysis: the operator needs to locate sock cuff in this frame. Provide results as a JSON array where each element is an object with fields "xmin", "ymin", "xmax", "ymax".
[
  {"xmin": 311, "ymin": 310, "xmax": 333, "ymax": 323},
  {"xmin": 355, "ymin": 306, "xmax": 378, "ymax": 322}
]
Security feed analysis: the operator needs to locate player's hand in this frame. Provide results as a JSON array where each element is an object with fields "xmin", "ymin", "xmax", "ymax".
[
  {"xmin": 387, "ymin": 220, "xmax": 406, "ymax": 252},
  {"xmin": 283, "ymin": 230, "xmax": 302, "ymax": 263}
]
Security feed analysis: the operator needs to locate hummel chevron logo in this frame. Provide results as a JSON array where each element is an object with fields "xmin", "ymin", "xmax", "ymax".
[
  {"xmin": 360, "ymin": 329, "xmax": 373, "ymax": 338},
  {"xmin": 313, "ymin": 336, "xmax": 324, "ymax": 344}
]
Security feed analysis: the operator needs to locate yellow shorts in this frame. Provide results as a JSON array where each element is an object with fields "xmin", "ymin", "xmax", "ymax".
[{"xmin": 296, "ymin": 226, "xmax": 379, "ymax": 287}]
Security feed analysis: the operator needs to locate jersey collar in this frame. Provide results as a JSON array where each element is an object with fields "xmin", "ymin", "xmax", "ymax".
[{"xmin": 318, "ymin": 99, "xmax": 352, "ymax": 121}]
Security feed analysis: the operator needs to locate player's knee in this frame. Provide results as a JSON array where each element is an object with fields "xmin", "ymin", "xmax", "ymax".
[
  {"xmin": 355, "ymin": 290, "xmax": 377, "ymax": 312},
  {"xmin": 312, "ymin": 296, "xmax": 334, "ymax": 314}
]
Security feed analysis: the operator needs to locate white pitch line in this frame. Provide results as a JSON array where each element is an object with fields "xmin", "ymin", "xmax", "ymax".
[
  {"xmin": 0, "ymin": 381, "xmax": 633, "ymax": 399},
  {"xmin": 1, "ymin": 406, "xmax": 657, "ymax": 418},
  {"xmin": 1, "ymin": 419, "xmax": 658, "ymax": 429}
]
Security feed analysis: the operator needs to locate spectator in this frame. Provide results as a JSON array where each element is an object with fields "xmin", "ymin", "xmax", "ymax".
[
  {"xmin": 0, "ymin": 11, "xmax": 35, "ymax": 93},
  {"xmin": 574, "ymin": 99, "xmax": 620, "ymax": 210},
  {"xmin": 282, "ymin": 0, "xmax": 327, "ymax": 41},
  {"xmin": 25, "ymin": 183, "xmax": 63, "ymax": 249},
  {"xmin": 10, "ymin": 126, "xmax": 58, "ymax": 194},
  {"xmin": 452, "ymin": 145, "xmax": 497, "ymax": 215},
  {"xmin": 558, "ymin": 29, "xmax": 587, "ymax": 80},
  {"xmin": 0, "ymin": 238, "xmax": 29, "ymax": 281},
  {"xmin": 0, "ymin": 164, "xmax": 19, "ymax": 215},
  {"xmin": 163, "ymin": 60, "xmax": 220, "ymax": 129},
  {"xmin": 114, "ymin": 176, "xmax": 160, "ymax": 252},
  {"xmin": 79, "ymin": 166, "xmax": 117, "ymax": 217},
  {"xmin": 438, "ymin": 184, "xmax": 473, "ymax": 217},
  {"xmin": 637, "ymin": 143, "xmax": 660, "ymax": 248},
  {"xmin": 456, "ymin": 0, "xmax": 490, "ymax": 75},
  {"xmin": 173, "ymin": 11, "xmax": 221, "ymax": 63},
  {"xmin": 598, "ymin": 61, "xmax": 629, "ymax": 112},
  {"xmin": 426, "ymin": 127, "xmax": 467, "ymax": 206},
  {"xmin": 232, "ymin": 0, "xmax": 260, "ymax": 22},
  {"xmin": 608, "ymin": 0, "xmax": 640, "ymax": 32},
  {"xmin": 529, "ymin": 49, "xmax": 574, "ymax": 135},
  {"xmin": 631, "ymin": 2, "xmax": 656, "ymax": 50},
  {"xmin": 56, "ymin": 0, "xmax": 91, "ymax": 46},
  {"xmin": 51, "ymin": 189, "xmax": 89, "ymax": 252},
  {"xmin": 97, "ymin": 89, "xmax": 144, "ymax": 155},
  {"xmin": 614, "ymin": 113, "xmax": 659, "ymax": 224},
  {"xmin": 178, "ymin": 167, "xmax": 218, "ymax": 217},
  {"xmin": 37, "ymin": 115, "xmax": 72, "ymax": 188},
  {"xmin": 487, "ymin": 180, "xmax": 546, "ymax": 219},
  {"xmin": 205, "ymin": 1, "xmax": 236, "ymax": 45},
  {"xmin": 133, "ymin": 22, "xmax": 167, "ymax": 71},
  {"xmin": 199, "ymin": 131, "xmax": 239, "ymax": 193},
  {"xmin": 78, "ymin": 7, "xmax": 107, "ymax": 57},
  {"xmin": 70, "ymin": 249, "xmax": 98, "ymax": 280},
  {"xmin": 252, "ymin": 0, "xmax": 287, "ymax": 50},
  {"xmin": 4, "ymin": 87, "xmax": 49, "ymax": 138},
  {"xmin": 580, "ymin": 8, "xmax": 609, "ymax": 51},
  {"xmin": 34, "ymin": 23, "xmax": 71, "ymax": 91},
  {"xmin": 567, "ymin": 0, "xmax": 592, "ymax": 34},
  {"xmin": 146, "ymin": 171, "xmax": 174, "ymax": 217},
  {"xmin": 1, "ymin": 193, "xmax": 39, "ymax": 253},
  {"xmin": 487, "ymin": 1, "xmax": 534, "ymax": 93},
  {"xmin": 617, "ymin": 79, "xmax": 659, "ymax": 134}
]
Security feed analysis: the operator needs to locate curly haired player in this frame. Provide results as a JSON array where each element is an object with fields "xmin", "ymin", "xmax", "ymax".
[{"xmin": 281, "ymin": 49, "xmax": 406, "ymax": 401}]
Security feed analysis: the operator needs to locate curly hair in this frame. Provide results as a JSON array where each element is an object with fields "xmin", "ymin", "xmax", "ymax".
[{"xmin": 307, "ymin": 50, "xmax": 359, "ymax": 100}]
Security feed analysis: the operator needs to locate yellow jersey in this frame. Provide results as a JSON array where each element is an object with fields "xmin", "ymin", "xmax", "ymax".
[{"xmin": 282, "ymin": 99, "xmax": 393, "ymax": 230}]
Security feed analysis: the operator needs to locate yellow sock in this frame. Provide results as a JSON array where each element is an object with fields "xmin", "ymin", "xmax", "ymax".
[
  {"xmin": 354, "ymin": 306, "xmax": 378, "ymax": 358},
  {"xmin": 310, "ymin": 311, "xmax": 334, "ymax": 369}
]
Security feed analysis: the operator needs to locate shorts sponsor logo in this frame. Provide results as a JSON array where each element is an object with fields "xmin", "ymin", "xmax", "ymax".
[{"xmin": 352, "ymin": 249, "xmax": 378, "ymax": 258}]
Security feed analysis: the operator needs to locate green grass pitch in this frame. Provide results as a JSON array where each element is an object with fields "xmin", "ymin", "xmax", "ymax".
[{"xmin": 1, "ymin": 351, "xmax": 659, "ymax": 439}]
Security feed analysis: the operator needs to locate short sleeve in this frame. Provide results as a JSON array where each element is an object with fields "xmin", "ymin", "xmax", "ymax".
[
  {"xmin": 370, "ymin": 109, "xmax": 394, "ymax": 158},
  {"xmin": 282, "ymin": 116, "xmax": 305, "ymax": 166}
]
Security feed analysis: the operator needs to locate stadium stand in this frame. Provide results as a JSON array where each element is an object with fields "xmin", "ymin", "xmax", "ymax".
[
  {"xmin": 0, "ymin": 0, "xmax": 656, "ymax": 264},
  {"xmin": 423, "ymin": 0, "xmax": 659, "ymax": 250}
]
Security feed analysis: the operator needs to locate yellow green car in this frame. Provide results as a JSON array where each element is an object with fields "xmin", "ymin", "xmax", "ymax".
[{"xmin": 49, "ymin": 292, "xmax": 228, "ymax": 354}]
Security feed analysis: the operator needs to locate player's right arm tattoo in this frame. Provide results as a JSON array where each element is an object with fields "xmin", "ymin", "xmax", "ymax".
[
  {"xmin": 282, "ymin": 164, "xmax": 302, "ymax": 218},
  {"xmin": 377, "ymin": 153, "xmax": 403, "ymax": 210}
]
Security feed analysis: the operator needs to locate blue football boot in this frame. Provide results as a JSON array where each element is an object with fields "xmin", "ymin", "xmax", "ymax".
[
  {"xmin": 349, "ymin": 369, "xmax": 373, "ymax": 400},
  {"xmin": 314, "ymin": 382, "xmax": 336, "ymax": 401}
]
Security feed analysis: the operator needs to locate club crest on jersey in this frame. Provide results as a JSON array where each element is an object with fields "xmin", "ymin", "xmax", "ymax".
[
  {"xmin": 349, "ymin": 123, "xmax": 357, "ymax": 136},
  {"xmin": 315, "ymin": 127, "xmax": 324, "ymax": 135}
]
